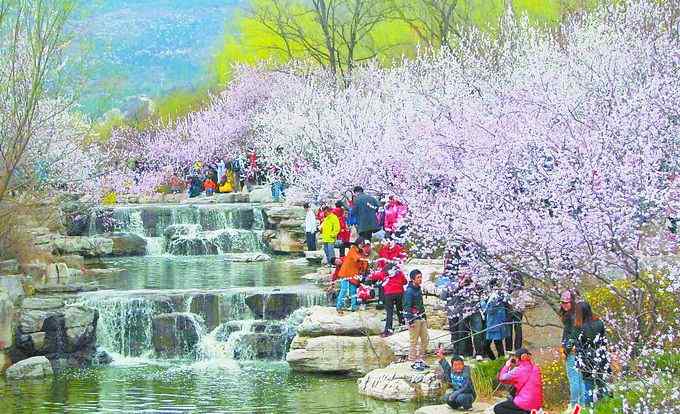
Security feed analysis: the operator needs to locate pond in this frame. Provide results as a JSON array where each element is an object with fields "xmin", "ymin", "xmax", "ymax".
[
  {"xmin": 1, "ymin": 255, "xmax": 426, "ymax": 413},
  {"xmin": 0, "ymin": 361, "xmax": 420, "ymax": 413}
]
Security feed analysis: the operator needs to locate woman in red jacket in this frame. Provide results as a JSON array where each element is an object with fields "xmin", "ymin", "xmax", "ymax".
[
  {"xmin": 332, "ymin": 201, "xmax": 351, "ymax": 257},
  {"xmin": 371, "ymin": 263, "xmax": 407, "ymax": 337}
]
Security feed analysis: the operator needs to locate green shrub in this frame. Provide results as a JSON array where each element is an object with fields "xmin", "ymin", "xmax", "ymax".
[{"xmin": 470, "ymin": 357, "xmax": 507, "ymax": 398}]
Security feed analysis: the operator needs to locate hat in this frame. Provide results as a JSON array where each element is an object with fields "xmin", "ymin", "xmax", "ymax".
[
  {"xmin": 514, "ymin": 347, "xmax": 531, "ymax": 358},
  {"xmin": 560, "ymin": 290, "xmax": 573, "ymax": 303}
]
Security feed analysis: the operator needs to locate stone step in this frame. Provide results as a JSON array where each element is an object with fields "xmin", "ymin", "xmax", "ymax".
[{"xmin": 415, "ymin": 402, "xmax": 494, "ymax": 414}]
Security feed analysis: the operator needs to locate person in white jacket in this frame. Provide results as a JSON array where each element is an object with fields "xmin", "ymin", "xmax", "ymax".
[{"xmin": 303, "ymin": 202, "xmax": 318, "ymax": 251}]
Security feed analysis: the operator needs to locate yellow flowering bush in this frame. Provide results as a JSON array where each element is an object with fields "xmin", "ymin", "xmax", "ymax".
[{"xmin": 539, "ymin": 357, "xmax": 570, "ymax": 409}]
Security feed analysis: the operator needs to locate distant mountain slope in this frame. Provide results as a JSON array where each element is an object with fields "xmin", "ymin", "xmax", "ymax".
[{"xmin": 72, "ymin": 0, "xmax": 240, "ymax": 116}]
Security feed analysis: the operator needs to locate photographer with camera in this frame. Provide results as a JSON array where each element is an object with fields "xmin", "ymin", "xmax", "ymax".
[{"xmin": 493, "ymin": 348, "xmax": 544, "ymax": 414}]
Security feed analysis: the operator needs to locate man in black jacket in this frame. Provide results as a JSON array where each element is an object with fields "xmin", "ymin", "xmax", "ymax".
[{"xmin": 353, "ymin": 186, "xmax": 379, "ymax": 239}]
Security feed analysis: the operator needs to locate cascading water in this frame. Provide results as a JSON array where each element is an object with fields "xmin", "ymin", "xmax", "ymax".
[
  {"xmin": 87, "ymin": 204, "xmax": 266, "ymax": 256},
  {"xmin": 76, "ymin": 287, "xmax": 328, "ymax": 363}
]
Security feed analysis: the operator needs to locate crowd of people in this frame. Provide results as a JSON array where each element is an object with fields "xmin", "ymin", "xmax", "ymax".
[
  {"xmin": 163, "ymin": 151, "xmax": 286, "ymax": 201},
  {"xmin": 305, "ymin": 186, "xmax": 611, "ymax": 413}
]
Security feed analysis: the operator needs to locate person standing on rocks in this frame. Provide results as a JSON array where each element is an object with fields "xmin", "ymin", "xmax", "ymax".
[
  {"xmin": 439, "ymin": 274, "xmax": 468, "ymax": 356},
  {"xmin": 353, "ymin": 186, "xmax": 380, "ymax": 240},
  {"xmin": 335, "ymin": 238, "xmax": 371, "ymax": 313},
  {"xmin": 320, "ymin": 206, "xmax": 340, "ymax": 266},
  {"xmin": 437, "ymin": 348, "xmax": 476, "ymax": 410},
  {"xmin": 404, "ymin": 269, "xmax": 429, "ymax": 370},
  {"xmin": 370, "ymin": 262, "xmax": 407, "ymax": 337},
  {"xmin": 303, "ymin": 202, "xmax": 318, "ymax": 251}
]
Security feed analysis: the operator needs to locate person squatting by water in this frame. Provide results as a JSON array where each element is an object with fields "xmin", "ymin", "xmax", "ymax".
[{"xmin": 437, "ymin": 348, "xmax": 477, "ymax": 410}]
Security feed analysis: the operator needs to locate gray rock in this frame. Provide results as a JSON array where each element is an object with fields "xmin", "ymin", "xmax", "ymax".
[
  {"xmin": 34, "ymin": 283, "xmax": 97, "ymax": 294},
  {"xmin": 296, "ymin": 306, "xmax": 384, "ymax": 337},
  {"xmin": 105, "ymin": 232, "xmax": 147, "ymax": 256},
  {"xmin": 286, "ymin": 335, "xmax": 394, "ymax": 375},
  {"xmin": 304, "ymin": 250, "xmax": 323, "ymax": 263},
  {"xmin": 19, "ymin": 309, "xmax": 60, "ymax": 333},
  {"xmin": 63, "ymin": 306, "xmax": 97, "ymax": 329},
  {"xmin": 52, "ymin": 236, "xmax": 113, "ymax": 257},
  {"xmin": 152, "ymin": 312, "xmax": 205, "ymax": 358},
  {"xmin": 21, "ymin": 298, "xmax": 64, "ymax": 310},
  {"xmin": 223, "ymin": 253, "xmax": 271, "ymax": 262},
  {"xmin": 249, "ymin": 187, "xmax": 274, "ymax": 203},
  {"xmin": 357, "ymin": 362, "xmax": 443, "ymax": 401},
  {"xmin": 0, "ymin": 259, "xmax": 19, "ymax": 274},
  {"xmin": 0, "ymin": 288, "xmax": 14, "ymax": 349},
  {"xmin": 0, "ymin": 275, "xmax": 26, "ymax": 304},
  {"xmin": 189, "ymin": 293, "xmax": 220, "ymax": 332},
  {"xmin": 231, "ymin": 332, "xmax": 287, "ymax": 360},
  {"xmin": 29, "ymin": 332, "xmax": 47, "ymax": 352},
  {"xmin": 5, "ymin": 356, "xmax": 53, "ymax": 380},
  {"xmin": 245, "ymin": 292, "xmax": 300, "ymax": 320}
]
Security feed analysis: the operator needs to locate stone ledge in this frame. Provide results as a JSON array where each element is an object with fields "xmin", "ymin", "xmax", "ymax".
[
  {"xmin": 357, "ymin": 362, "xmax": 443, "ymax": 402},
  {"xmin": 415, "ymin": 402, "xmax": 494, "ymax": 414}
]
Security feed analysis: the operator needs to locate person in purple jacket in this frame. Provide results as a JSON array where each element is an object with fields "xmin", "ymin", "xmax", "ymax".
[{"xmin": 494, "ymin": 347, "xmax": 544, "ymax": 414}]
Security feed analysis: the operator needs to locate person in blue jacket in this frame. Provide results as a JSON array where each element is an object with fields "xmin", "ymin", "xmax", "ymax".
[{"xmin": 437, "ymin": 348, "xmax": 476, "ymax": 410}]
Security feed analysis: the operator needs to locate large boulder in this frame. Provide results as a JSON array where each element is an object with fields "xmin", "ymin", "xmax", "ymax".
[
  {"xmin": 261, "ymin": 206, "xmax": 306, "ymax": 253},
  {"xmin": 231, "ymin": 332, "xmax": 288, "ymax": 360},
  {"xmin": 105, "ymin": 232, "xmax": 147, "ymax": 256},
  {"xmin": 296, "ymin": 306, "xmax": 384, "ymax": 337},
  {"xmin": 249, "ymin": 187, "xmax": 274, "ymax": 203},
  {"xmin": 286, "ymin": 335, "xmax": 394, "ymax": 375},
  {"xmin": 357, "ymin": 362, "xmax": 443, "ymax": 401},
  {"xmin": 245, "ymin": 292, "xmax": 300, "ymax": 320},
  {"xmin": 5, "ymin": 356, "xmax": 53, "ymax": 380},
  {"xmin": 384, "ymin": 329, "xmax": 453, "ymax": 358},
  {"xmin": 52, "ymin": 236, "xmax": 113, "ymax": 257},
  {"xmin": 152, "ymin": 312, "xmax": 204, "ymax": 358}
]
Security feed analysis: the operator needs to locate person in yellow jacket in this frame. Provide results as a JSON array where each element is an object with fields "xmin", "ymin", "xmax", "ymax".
[{"xmin": 320, "ymin": 205, "xmax": 340, "ymax": 266}]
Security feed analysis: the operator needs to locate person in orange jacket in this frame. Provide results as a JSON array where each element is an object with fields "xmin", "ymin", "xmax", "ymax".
[
  {"xmin": 203, "ymin": 178, "xmax": 217, "ymax": 196},
  {"xmin": 336, "ymin": 238, "xmax": 371, "ymax": 313}
]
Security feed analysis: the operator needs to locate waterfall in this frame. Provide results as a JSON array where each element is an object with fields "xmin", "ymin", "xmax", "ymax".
[
  {"xmin": 89, "ymin": 204, "xmax": 265, "ymax": 256},
  {"xmin": 77, "ymin": 287, "xmax": 328, "ymax": 362}
]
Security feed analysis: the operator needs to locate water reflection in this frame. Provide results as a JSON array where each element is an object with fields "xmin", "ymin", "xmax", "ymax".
[{"xmin": 0, "ymin": 362, "xmax": 421, "ymax": 413}]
